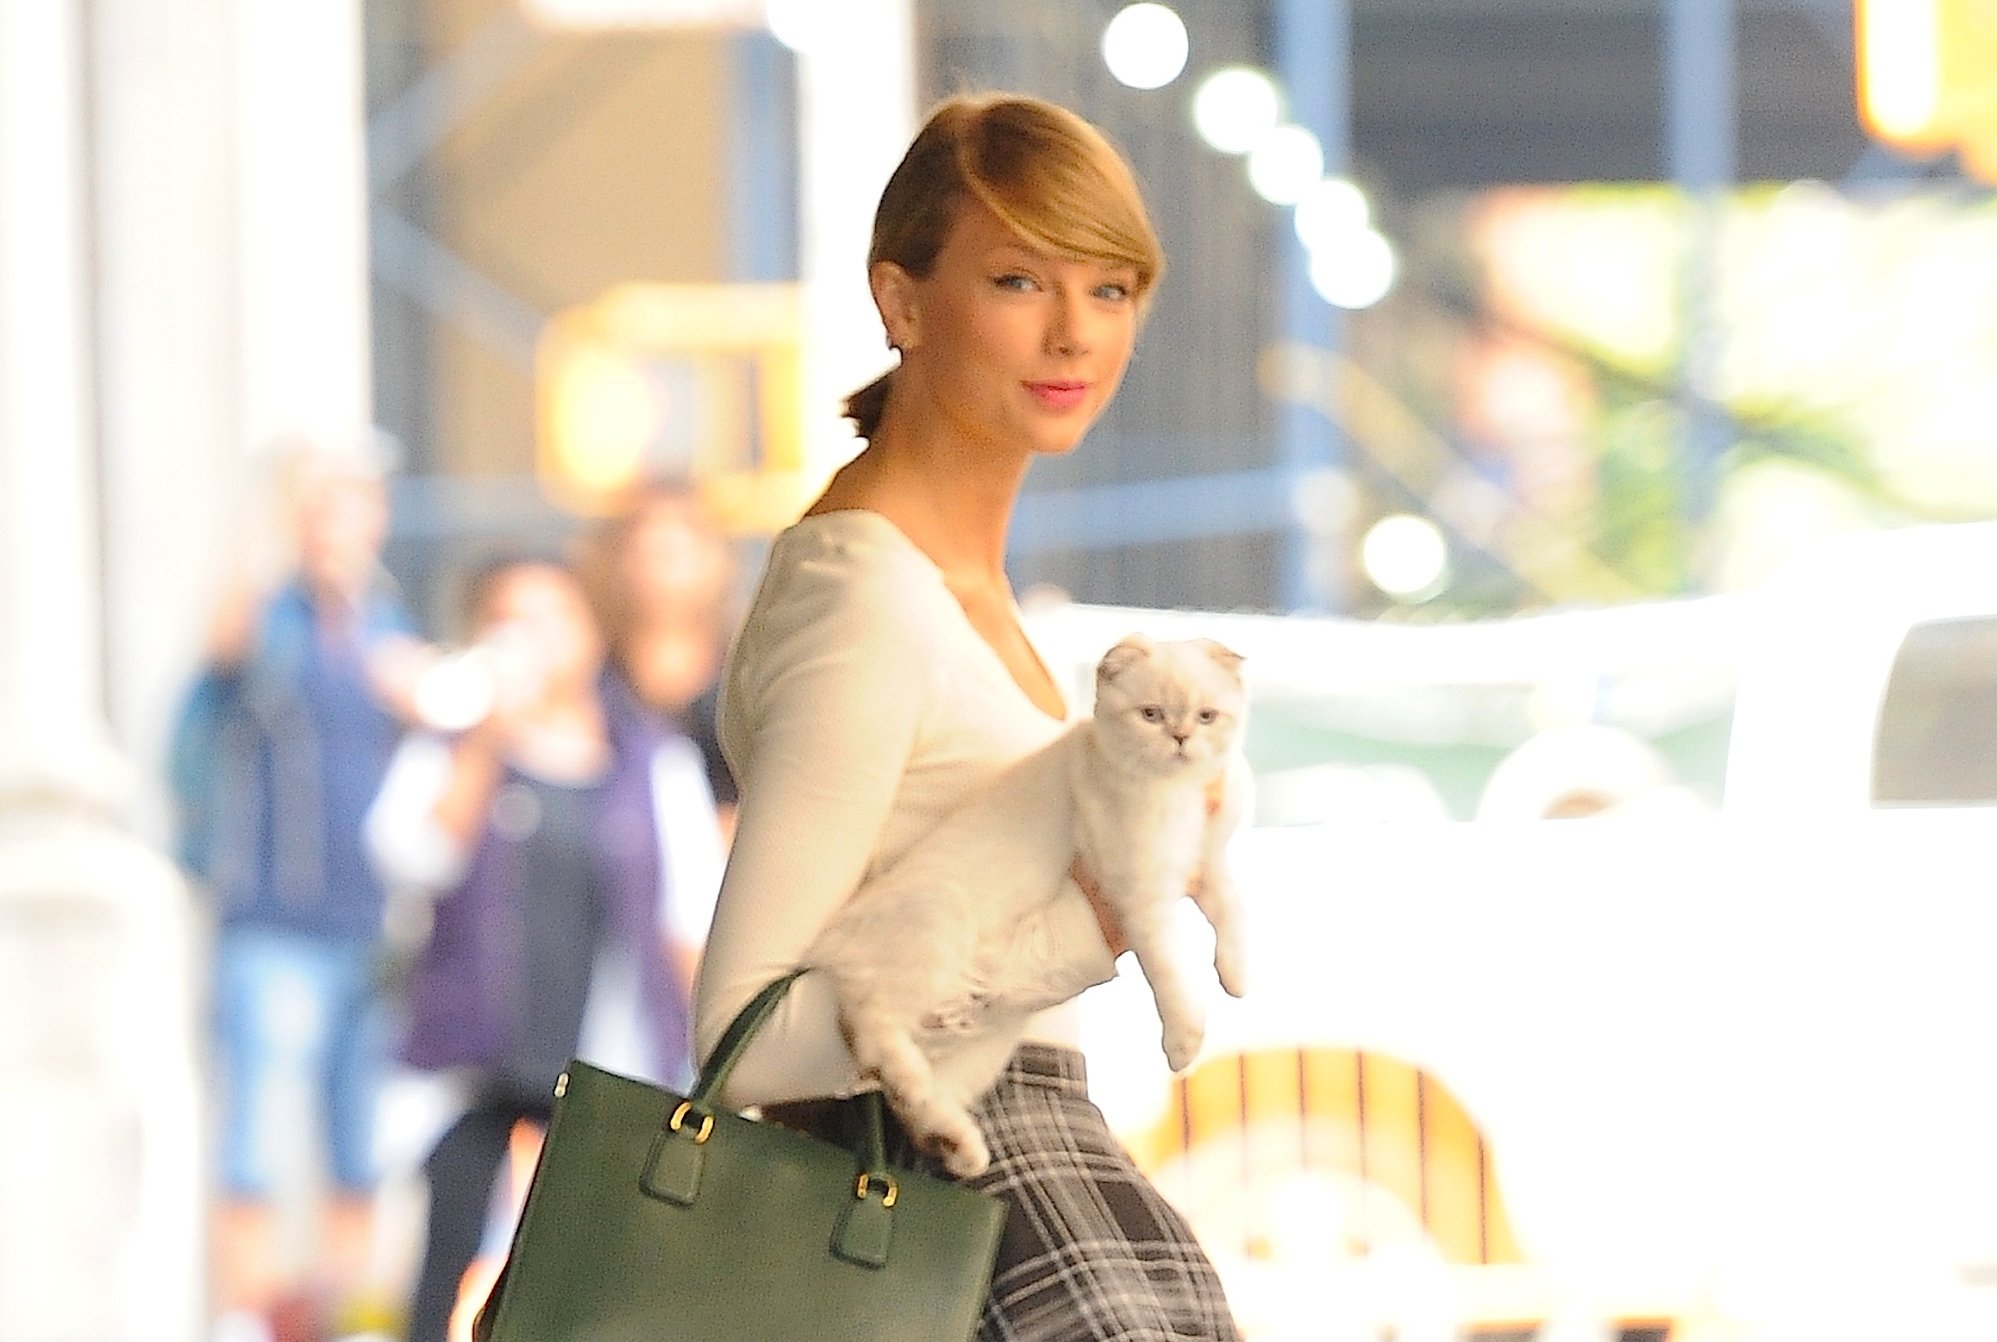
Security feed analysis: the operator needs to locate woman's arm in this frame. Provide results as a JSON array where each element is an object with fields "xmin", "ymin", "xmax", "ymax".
[
  {"xmin": 363, "ymin": 733, "xmax": 474, "ymax": 891},
  {"xmin": 652, "ymin": 735, "xmax": 725, "ymax": 993},
  {"xmin": 1070, "ymin": 857, "xmax": 1129, "ymax": 958},
  {"xmin": 692, "ymin": 562, "xmax": 941, "ymax": 1106},
  {"xmin": 424, "ymin": 725, "xmax": 508, "ymax": 850}
]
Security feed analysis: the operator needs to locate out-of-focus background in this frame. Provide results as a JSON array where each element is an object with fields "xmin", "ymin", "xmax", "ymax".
[{"xmin": 5, "ymin": 1, "xmax": 1997, "ymax": 1340}]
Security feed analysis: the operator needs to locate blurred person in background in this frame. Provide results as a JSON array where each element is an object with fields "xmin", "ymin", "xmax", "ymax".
[
  {"xmin": 579, "ymin": 479, "xmax": 741, "ymax": 838},
  {"xmin": 364, "ymin": 554, "xmax": 722, "ymax": 1342},
  {"xmin": 169, "ymin": 433, "xmax": 426, "ymax": 1342}
]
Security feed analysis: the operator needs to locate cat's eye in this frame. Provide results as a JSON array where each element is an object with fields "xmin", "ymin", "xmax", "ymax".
[
  {"xmin": 1139, "ymin": 705, "xmax": 1164, "ymax": 723},
  {"xmin": 1197, "ymin": 708, "xmax": 1219, "ymax": 724}
]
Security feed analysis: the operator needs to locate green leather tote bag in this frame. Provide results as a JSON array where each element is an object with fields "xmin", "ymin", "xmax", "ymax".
[{"xmin": 473, "ymin": 969, "xmax": 1004, "ymax": 1341}]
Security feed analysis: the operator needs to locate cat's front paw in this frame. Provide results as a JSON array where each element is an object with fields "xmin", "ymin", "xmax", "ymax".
[
  {"xmin": 1215, "ymin": 935, "xmax": 1248, "ymax": 999},
  {"xmin": 1162, "ymin": 1020, "xmax": 1205, "ymax": 1073},
  {"xmin": 930, "ymin": 1126, "xmax": 991, "ymax": 1179}
]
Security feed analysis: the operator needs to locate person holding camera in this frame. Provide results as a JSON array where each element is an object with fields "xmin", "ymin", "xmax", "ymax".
[{"xmin": 364, "ymin": 554, "xmax": 723, "ymax": 1342}]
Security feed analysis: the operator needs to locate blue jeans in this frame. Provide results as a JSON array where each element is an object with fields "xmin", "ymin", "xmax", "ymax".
[{"xmin": 212, "ymin": 927, "xmax": 386, "ymax": 1196}]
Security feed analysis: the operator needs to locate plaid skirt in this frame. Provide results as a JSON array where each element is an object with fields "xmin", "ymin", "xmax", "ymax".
[{"xmin": 883, "ymin": 1044, "xmax": 1243, "ymax": 1342}]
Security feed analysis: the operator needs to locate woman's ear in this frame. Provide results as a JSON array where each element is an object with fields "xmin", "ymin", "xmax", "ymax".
[{"xmin": 870, "ymin": 260, "xmax": 921, "ymax": 353}]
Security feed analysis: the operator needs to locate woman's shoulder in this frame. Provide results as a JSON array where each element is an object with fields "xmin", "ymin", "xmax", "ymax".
[
  {"xmin": 775, "ymin": 508, "xmax": 934, "ymax": 572},
  {"xmin": 725, "ymin": 510, "xmax": 962, "ymax": 718},
  {"xmin": 754, "ymin": 510, "xmax": 956, "ymax": 634}
]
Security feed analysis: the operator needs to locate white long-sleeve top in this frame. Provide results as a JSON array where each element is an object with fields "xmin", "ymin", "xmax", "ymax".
[{"xmin": 692, "ymin": 509, "xmax": 1118, "ymax": 1107}]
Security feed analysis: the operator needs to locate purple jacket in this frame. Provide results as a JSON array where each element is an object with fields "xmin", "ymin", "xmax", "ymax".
[{"xmin": 399, "ymin": 701, "xmax": 695, "ymax": 1086}]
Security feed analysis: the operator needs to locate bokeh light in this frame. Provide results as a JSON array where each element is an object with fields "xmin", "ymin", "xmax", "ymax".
[
  {"xmin": 1293, "ymin": 176, "xmax": 1371, "ymax": 252},
  {"xmin": 1246, "ymin": 124, "xmax": 1324, "ymax": 204},
  {"xmin": 765, "ymin": 0, "xmax": 825, "ymax": 54},
  {"xmin": 1191, "ymin": 66, "xmax": 1282, "ymax": 154},
  {"xmin": 544, "ymin": 346, "xmax": 656, "ymax": 493},
  {"xmin": 1308, "ymin": 226, "xmax": 1398, "ymax": 309},
  {"xmin": 1856, "ymin": 0, "xmax": 1944, "ymax": 141},
  {"xmin": 1361, "ymin": 513, "xmax": 1449, "ymax": 598},
  {"xmin": 1101, "ymin": 4, "xmax": 1190, "ymax": 91}
]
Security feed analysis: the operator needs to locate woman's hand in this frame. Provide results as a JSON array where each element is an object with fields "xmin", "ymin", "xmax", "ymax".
[
  {"xmin": 428, "ymin": 720, "xmax": 509, "ymax": 847},
  {"xmin": 1070, "ymin": 857, "xmax": 1127, "ymax": 958}
]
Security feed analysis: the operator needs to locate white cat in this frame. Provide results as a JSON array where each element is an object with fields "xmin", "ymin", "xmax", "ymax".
[{"xmin": 801, "ymin": 634, "xmax": 1251, "ymax": 1177}]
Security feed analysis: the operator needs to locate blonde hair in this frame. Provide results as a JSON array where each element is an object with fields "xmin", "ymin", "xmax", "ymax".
[{"xmin": 844, "ymin": 93, "xmax": 1165, "ymax": 441}]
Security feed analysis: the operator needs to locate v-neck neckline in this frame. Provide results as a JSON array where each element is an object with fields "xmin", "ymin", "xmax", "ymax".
[{"xmin": 791, "ymin": 509, "xmax": 1070, "ymax": 725}]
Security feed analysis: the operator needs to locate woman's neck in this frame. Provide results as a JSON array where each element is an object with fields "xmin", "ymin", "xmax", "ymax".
[
  {"xmin": 812, "ymin": 418, "xmax": 1067, "ymax": 720},
  {"xmin": 503, "ymin": 689, "xmax": 609, "ymax": 782},
  {"xmin": 622, "ymin": 633, "xmax": 715, "ymax": 712},
  {"xmin": 814, "ymin": 426, "xmax": 1027, "ymax": 589}
]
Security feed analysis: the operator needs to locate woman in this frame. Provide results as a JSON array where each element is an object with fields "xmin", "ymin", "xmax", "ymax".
[
  {"xmin": 366, "ymin": 556, "xmax": 723, "ymax": 1342},
  {"xmin": 580, "ymin": 480, "xmax": 741, "ymax": 834},
  {"xmin": 693, "ymin": 93, "xmax": 1242, "ymax": 1340}
]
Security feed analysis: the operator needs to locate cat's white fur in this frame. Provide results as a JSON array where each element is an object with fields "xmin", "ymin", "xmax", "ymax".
[{"xmin": 802, "ymin": 634, "xmax": 1251, "ymax": 1177}]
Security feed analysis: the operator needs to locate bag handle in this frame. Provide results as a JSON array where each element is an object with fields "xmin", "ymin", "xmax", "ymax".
[
  {"xmin": 644, "ymin": 968, "xmax": 903, "ymax": 1267},
  {"xmin": 687, "ymin": 967, "xmax": 811, "ymax": 1109},
  {"xmin": 686, "ymin": 968, "xmax": 895, "ymax": 1194}
]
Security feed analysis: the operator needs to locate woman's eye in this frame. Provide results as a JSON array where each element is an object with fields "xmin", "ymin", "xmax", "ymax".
[
  {"xmin": 1095, "ymin": 281, "xmax": 1131, "ymax": 302},
  {"xmin": 994, "ymin": 273, "xmax": 1036, "ymax": 292}
]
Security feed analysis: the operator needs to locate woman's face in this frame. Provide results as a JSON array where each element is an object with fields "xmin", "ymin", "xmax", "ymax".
[
  {"xmin": 620, "ymin": 496, "xmax": 731, "ymax": 621},
  {"xmin": 881, "ymin": 200, "xmax": 1141, "ymax": 460},
  {"xmin": 478, "ymin": 564, "xmax": 604, "ymax": 702}
]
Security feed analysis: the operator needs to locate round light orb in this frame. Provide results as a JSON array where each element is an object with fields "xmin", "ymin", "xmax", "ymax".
[
  {"xmin": 766, "ymin": 0, "xmax": 824, "ymax": 53},
  {"xmin": 1308, "ymin": 227, "xmax": 1398, "ymax": 310},
  {"xmin": 1246, "ymin": 124, "xmax": 1324, "ymax": 205},
  {"xmin": 1102, "ymin": 4, "xmax": 1189, "ymax": 90},
  {"xmin": 1293, "ymin": 176, "xmax": 1371, "ymax": 252},
  {"xmin": 1191, "ymin": 66, "xmax": 1282, "ymax": 154},
  {"xmin": 1361, "ymin": 513, "xmax": 1449, "ymax": 600}
]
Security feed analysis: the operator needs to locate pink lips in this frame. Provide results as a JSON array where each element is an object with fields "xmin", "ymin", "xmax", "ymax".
[{"xmin": 1026, "ymin": 380, "xmax": 1088, "ymax": 412}]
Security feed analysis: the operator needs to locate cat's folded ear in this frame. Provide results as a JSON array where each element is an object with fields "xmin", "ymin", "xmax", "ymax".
[
  {"xmin": 1098, "ymin": 635, "xmax": 1155, "ymax": 681},
  {"xmin": 1197, "ymin": 640, "xmax": 1245, "ymax": 674}
]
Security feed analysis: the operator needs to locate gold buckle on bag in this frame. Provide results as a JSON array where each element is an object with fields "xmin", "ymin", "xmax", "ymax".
[
  {"xmin": 669, "ymin": 1101, "xmax": 715, "ymax": 1144},
  {"xmin": 855, "ymin": 1172, "xmax": 898, "ymax": 1208}
]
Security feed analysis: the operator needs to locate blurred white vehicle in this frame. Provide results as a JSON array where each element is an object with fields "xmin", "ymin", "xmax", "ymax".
[{"xmin": 1030, "ymin": 521, "xmax": 1997, "ymax": 1342}]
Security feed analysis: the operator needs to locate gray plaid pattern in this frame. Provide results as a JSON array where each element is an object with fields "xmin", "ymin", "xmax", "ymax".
[{"xmin": 883, "ymin": 1045, "xmax": 1243, "ymax": 1341}]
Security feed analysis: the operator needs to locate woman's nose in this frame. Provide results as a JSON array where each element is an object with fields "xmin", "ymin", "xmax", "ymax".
[{"xmin": 1046, "ymin": 292, "xmax": 1092, "ymax": 356}]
